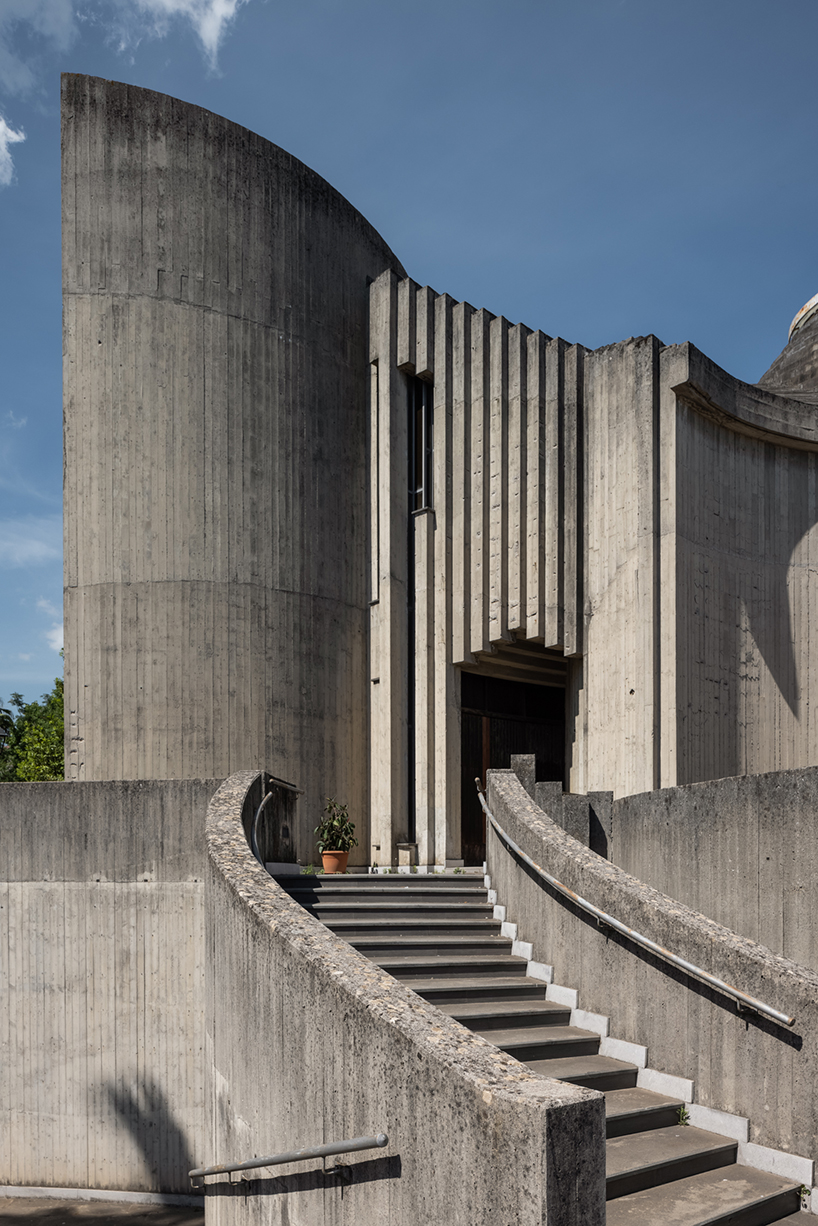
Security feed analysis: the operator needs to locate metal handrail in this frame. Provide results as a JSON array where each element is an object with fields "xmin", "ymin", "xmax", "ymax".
[
  {"xmin": 190, "ymin": 1133, "xmax": 388, "ymax": 1182},
  {"xmin": 476, "ymin": 779, "xmax": 795, "ymax": 1028},
  {"xmin": 250, "ymin": 775, "xmax": 302, "ymax": 866}
]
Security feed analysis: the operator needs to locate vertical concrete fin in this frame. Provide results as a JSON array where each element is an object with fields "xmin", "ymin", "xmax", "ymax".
[
  {"xmin": 489, "ymin": 316, "xmax": 510, "ymax": 644},
  {"xmin": 544, "ymin": 336, "xmax": 566, "ymax": 648},
  {"xmin": 451, "ymin": 302, "xmax": 474, "ymax": 667},
  {"xmin": 415, "ymin": 285, "xmax": 435, "ymax": 380},
  {"xmin": 432, "ymin": 293, "xmax": 460, "ymax": 862},
  {"xmin": 413, "ymin": 508, "xmax": 435, "ymax": 864},
  {"xmin": 398, "ymin": 277, "xmax": 418, "ymax": 372},
  {"xmin": 507, "ymin": 323, "xmax": 530, "ymax": 634},
  {"xmin": 470, "ymin": 309, "xmax": 493, "ymax": 656},
  {"xmin": 525, "ymin": 330, "xmax": 547, "ymax": 641},
  {"xmin": 563, "ymin": 344, "xmax": 585, "ymax": 656}
]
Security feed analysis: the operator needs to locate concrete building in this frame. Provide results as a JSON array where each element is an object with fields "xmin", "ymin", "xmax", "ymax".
[
  {"xmin": 63, "ymin": 74, "xmax": 818, "ymax": 869},
  {"xmin": 2, "ymin": 74, "xmax": 818, "ymax": 1221}
]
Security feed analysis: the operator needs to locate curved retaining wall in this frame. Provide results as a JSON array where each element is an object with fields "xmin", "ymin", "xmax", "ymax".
[
  {"xmin": 205, "ymin": 772, "xmax": 605, "ymax": 1226},
  {"xmin": 610, "ymin": 766, "xmax": 818, "ymax": 972},
  {"xmin": 62, "ymin": 75, "xmax": 406, "ymax": 857},
  {"xmin": 486, "ymin": 769, "xmax": 818, "ymax": 1163}
]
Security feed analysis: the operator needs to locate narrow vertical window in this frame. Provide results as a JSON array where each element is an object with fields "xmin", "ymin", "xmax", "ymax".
[{"xmin": 409, "ymin": 376, "xmax": 433, "ymax": 511}]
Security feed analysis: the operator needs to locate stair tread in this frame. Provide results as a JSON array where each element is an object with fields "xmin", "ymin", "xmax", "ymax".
[
  {"xmin": 350, "ymin": 934, "xmax": 508, "ymax": 946},
  {"xmin": 605, "ymin": 1088, "xmax": 684, "ymax": 1118},
  {"xmin": 607, "ymin": 1125, "xmax": 736, "ymax": 1181},
  {"xmin": 408, "ymin": 975, "xmax": 546, "ymax": 995},
  {"xmin": 309, "ymin": 902, "xmax": 493, "ymax": 912},
  {"xmin": 605, "ymin": 1165, "xmax": 800, "ymax": 1225},
  {"xmin": 525, "ymin": 1054, "xmax": 637, "ymax": 1079},
  {"xmin": 440, "ymin": 1000, "xmax": 568, "ymax": 1022},
  {"xmin": 476, "ymin": 1023, "xmax": 598, "ymax": 1046},
  {"xmin": 370, "ymin": 951, "xmax": 524, "ymax": 961}
]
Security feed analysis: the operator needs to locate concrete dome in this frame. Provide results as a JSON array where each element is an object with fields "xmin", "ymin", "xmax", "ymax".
[{"xmin": 758, "ymin": 291, "xmax": 818, "ymax": 397}]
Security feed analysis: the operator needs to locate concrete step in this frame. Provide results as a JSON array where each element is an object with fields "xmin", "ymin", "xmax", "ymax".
[
  {"xmin": 409, "ymin": 975, "xmax": 548, "ymax": 1003},
  {"xmin": 326, "ymin": 922, "xmax": 500, "ymax": 939},
  {"xmin": 305, "ymin": 902, "xmax": 495, "ymax": 920},
  {"xmin": 280, "ymin": 875, "xmax": 484, "ymax": 891},
  {"xmin": 376, "ymin": 953, "xmax": 530, "ymax": 978},
  {"xmin": 439, "ymin": 999, "xmax": 571, "ymax": 1028},
  {"xmin": 349, "ymin": 934, "xmax": 511, "ymax": 956},
  {"xmin": 478, "ymin": 1023, "xmax": 600, "ymax": 1062},
  {"xmin": 525, "ymin": 1054, "xmax": 639, "ymax": 1091},
  {"xmin": 606, "ymin": 1125, "xmax": 736, "ymax": 1200},
  {"xmin": 604, "ymin": 1164, "xmax": 801, "ymax": 1225},
  {"xmin": 605, "ymin": 1088, "xmax": 684, "ymax": 1138}
]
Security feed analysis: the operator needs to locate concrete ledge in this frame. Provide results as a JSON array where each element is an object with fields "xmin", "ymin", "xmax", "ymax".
[
  {"xmin": 205, "ymin": 772, "xmax": 607, "ymax": 1226},
  {"xmin": 527, "ymin": 961, "xmax": 553, "ymax": 983},
  {"xmin": 512, "ymin": 940, "xmax": 534, "ymax": 960},
  {"xmin": 599, "ymin": 1036, "xmax": 647, "ymax": 1067},
  {"xmin": 546, "ymin": 984, "xmax": 579, "ymax": 1009},
  {"xmin": 570, "ymin": 1010, "xmax": 609, "ymax": 1038},
  {"xmin": 685, "ymin": 1104, "xmax": 749, "ymax": 1143},
  {"xmin": 0, "ymin": 1187, "xmax": 204, "ymax": 1207}
]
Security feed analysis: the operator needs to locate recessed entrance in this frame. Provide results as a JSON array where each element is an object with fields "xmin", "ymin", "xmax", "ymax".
[{"xmin": 460, "ymin": 654, "xmax": 567, "ymax": 865}]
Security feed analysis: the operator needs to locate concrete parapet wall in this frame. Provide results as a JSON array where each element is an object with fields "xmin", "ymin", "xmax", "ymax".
[
  {"xmin": 486, "ymin": 769, "xmax": 818, "ymax": 1162},
  {"xmin": 610, "ymin": 766, "xmax": 818, "ymax": 972},
  {"xmin": 205, "ymin": 772, "xmax": 605, "ymax": 1226},
  {"xmin": 0, "ymin": 779, "xmax": 220, "ymax": 1194}
]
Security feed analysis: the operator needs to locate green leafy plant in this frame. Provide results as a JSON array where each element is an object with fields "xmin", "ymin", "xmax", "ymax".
[
  {"xmin": 315, "ymin": 797, "xmax": 358, "ymax": 854},
  {"xmin": 677, "ymin": 1106, "xmax": 690, "ymax": 1126},
  {"xmin": 799, "ymin": 1186, "xmax": 811, "ymax": 1209},
  {"xmin": 0, "ymin": 677, "xmax": 64, "ymax": 782}
]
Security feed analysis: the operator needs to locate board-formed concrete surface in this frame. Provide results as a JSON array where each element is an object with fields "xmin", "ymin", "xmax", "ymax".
[{"xmin": 62, "ymin": 74, "xmax": 405, "ymax": 858}]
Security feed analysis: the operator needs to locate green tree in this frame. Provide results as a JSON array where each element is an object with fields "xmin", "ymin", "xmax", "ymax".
[{"xmin": 0, "ymin": 677, "xmax": 64, "ymax": 782}]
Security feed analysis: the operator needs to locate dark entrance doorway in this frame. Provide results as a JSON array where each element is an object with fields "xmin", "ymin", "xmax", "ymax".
[{"xmin": 460, "ymin": 672, "xmax": 565, "ymax": 865}]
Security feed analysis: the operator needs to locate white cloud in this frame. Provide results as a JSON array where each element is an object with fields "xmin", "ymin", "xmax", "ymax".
[
  {"xmin": 5, "ymin": 411, "xmax": 27, "ymax": 429},
  {"xmin": 116, "ymin": 0, "xmax": 249, "ymax": 69},
  {"xmin": 37, "ymin": 596, "xmax": 60, "ymax": 618},
  {"xmin": 0, "ymin": 115, "xmax": 25, "ymax": 187},
  {"xmin": 45, "ymin": 622, "xmax": 64, "ymax": 652},
  {"xmin": 0, "ymin": 515, "xmax": 61, "ymax": 568},
  {"xmin": 17, "ymin": 652, "xmax": 32, "ymax": 661}
]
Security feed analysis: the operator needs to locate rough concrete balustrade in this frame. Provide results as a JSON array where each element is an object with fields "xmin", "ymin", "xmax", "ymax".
[
  {"xmin": 205, "ymin": 771, "xmax": 606, "ymax": 1226},
  {"xmin": 486, "ymin": 768, "xmax": 818, "ymax": 1164}
]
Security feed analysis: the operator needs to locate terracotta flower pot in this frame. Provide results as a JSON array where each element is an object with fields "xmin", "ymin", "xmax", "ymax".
[{"xmin": 321, "ymin": 850, "xmax": 349, "ymax": 874}]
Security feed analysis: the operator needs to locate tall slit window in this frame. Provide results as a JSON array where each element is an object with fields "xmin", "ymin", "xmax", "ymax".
[{"xmin": 409, "ymin": 376, "xmax": 433, "ymax": 511}]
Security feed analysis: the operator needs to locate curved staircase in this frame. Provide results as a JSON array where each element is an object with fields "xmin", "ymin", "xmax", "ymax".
[{"xmin": 275, "ymin": 870, "xmax": 804, "ymax": 1225}]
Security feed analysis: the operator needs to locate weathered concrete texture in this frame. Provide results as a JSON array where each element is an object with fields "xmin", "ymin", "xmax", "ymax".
[
  {"xmin": 0, "ymin": 780, "xmax": 220, "ymax": 1194},
  {"xmin": 62, "ymin": 75, "xmax": 405, "ymax": 859},
  {"xmin": 486, "ymin": 769, "xmax": 818, "ymax": 1163},
  {"xmin": 610, "ymin": 766, "xmax": 818, "ymax": 971},
  {"xmin": 206, "ymin": 772, "xmax": 606, "ymax": 1226}
]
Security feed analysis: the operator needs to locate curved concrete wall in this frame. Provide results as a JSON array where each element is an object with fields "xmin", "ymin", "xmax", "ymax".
[
  {"xmin": 62, "ymin": 76, "xmax": 405, "ymax": 851},
  {"xmin": 205, "ymin": 772, "xmax": 605, "ymax": 1226},
  {"xmin": 486, "ymin": 769, "xmax": 818, "ymax": 1162},
  {"xmin": 609, "ymin": 766, "xmax": 818, "ymax": 972}
]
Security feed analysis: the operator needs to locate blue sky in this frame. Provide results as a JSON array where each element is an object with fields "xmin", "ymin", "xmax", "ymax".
[{"xmin": 1, "ymin": 0, "xmax": 817, "ymax": 703}]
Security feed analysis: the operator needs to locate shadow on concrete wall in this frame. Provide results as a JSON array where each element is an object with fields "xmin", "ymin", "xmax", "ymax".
[
  {"xmin": 204, "ymin": 1155, "xmax": 402, "ymax": 1200},
  {"xmin": 107, "ymin": 1077, "xmax": 197, "ymax": 1197}
]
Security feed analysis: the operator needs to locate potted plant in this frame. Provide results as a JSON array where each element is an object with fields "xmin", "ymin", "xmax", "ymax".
[{"xmin": 315, "ymin": 797, "xmax": 358, "ymax": 874}]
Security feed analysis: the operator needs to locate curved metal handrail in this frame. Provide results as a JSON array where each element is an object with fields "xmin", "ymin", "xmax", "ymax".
[
  {"xmin": 250, "ymin": 775, "xmax": 301, "ymax": 866},
  {"xmin": 476, "ymin": 778, "xmax": 795, "ymax": 1028}
]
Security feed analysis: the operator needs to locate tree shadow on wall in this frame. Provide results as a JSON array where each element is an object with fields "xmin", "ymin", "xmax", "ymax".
[{"xmin": 106, "ymin": 1077, "xmax": 197, "ymax": 1200}]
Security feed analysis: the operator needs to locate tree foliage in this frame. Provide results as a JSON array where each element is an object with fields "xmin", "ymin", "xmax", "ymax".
[{"xmin": 0, "ymin": 677, "xmax": 64, "ymax": 782}]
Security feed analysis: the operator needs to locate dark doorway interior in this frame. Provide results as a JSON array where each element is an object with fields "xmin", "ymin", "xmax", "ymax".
[{"xmin": 460, "ymin": 672, "xmax": 565, "ymax": 865}]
